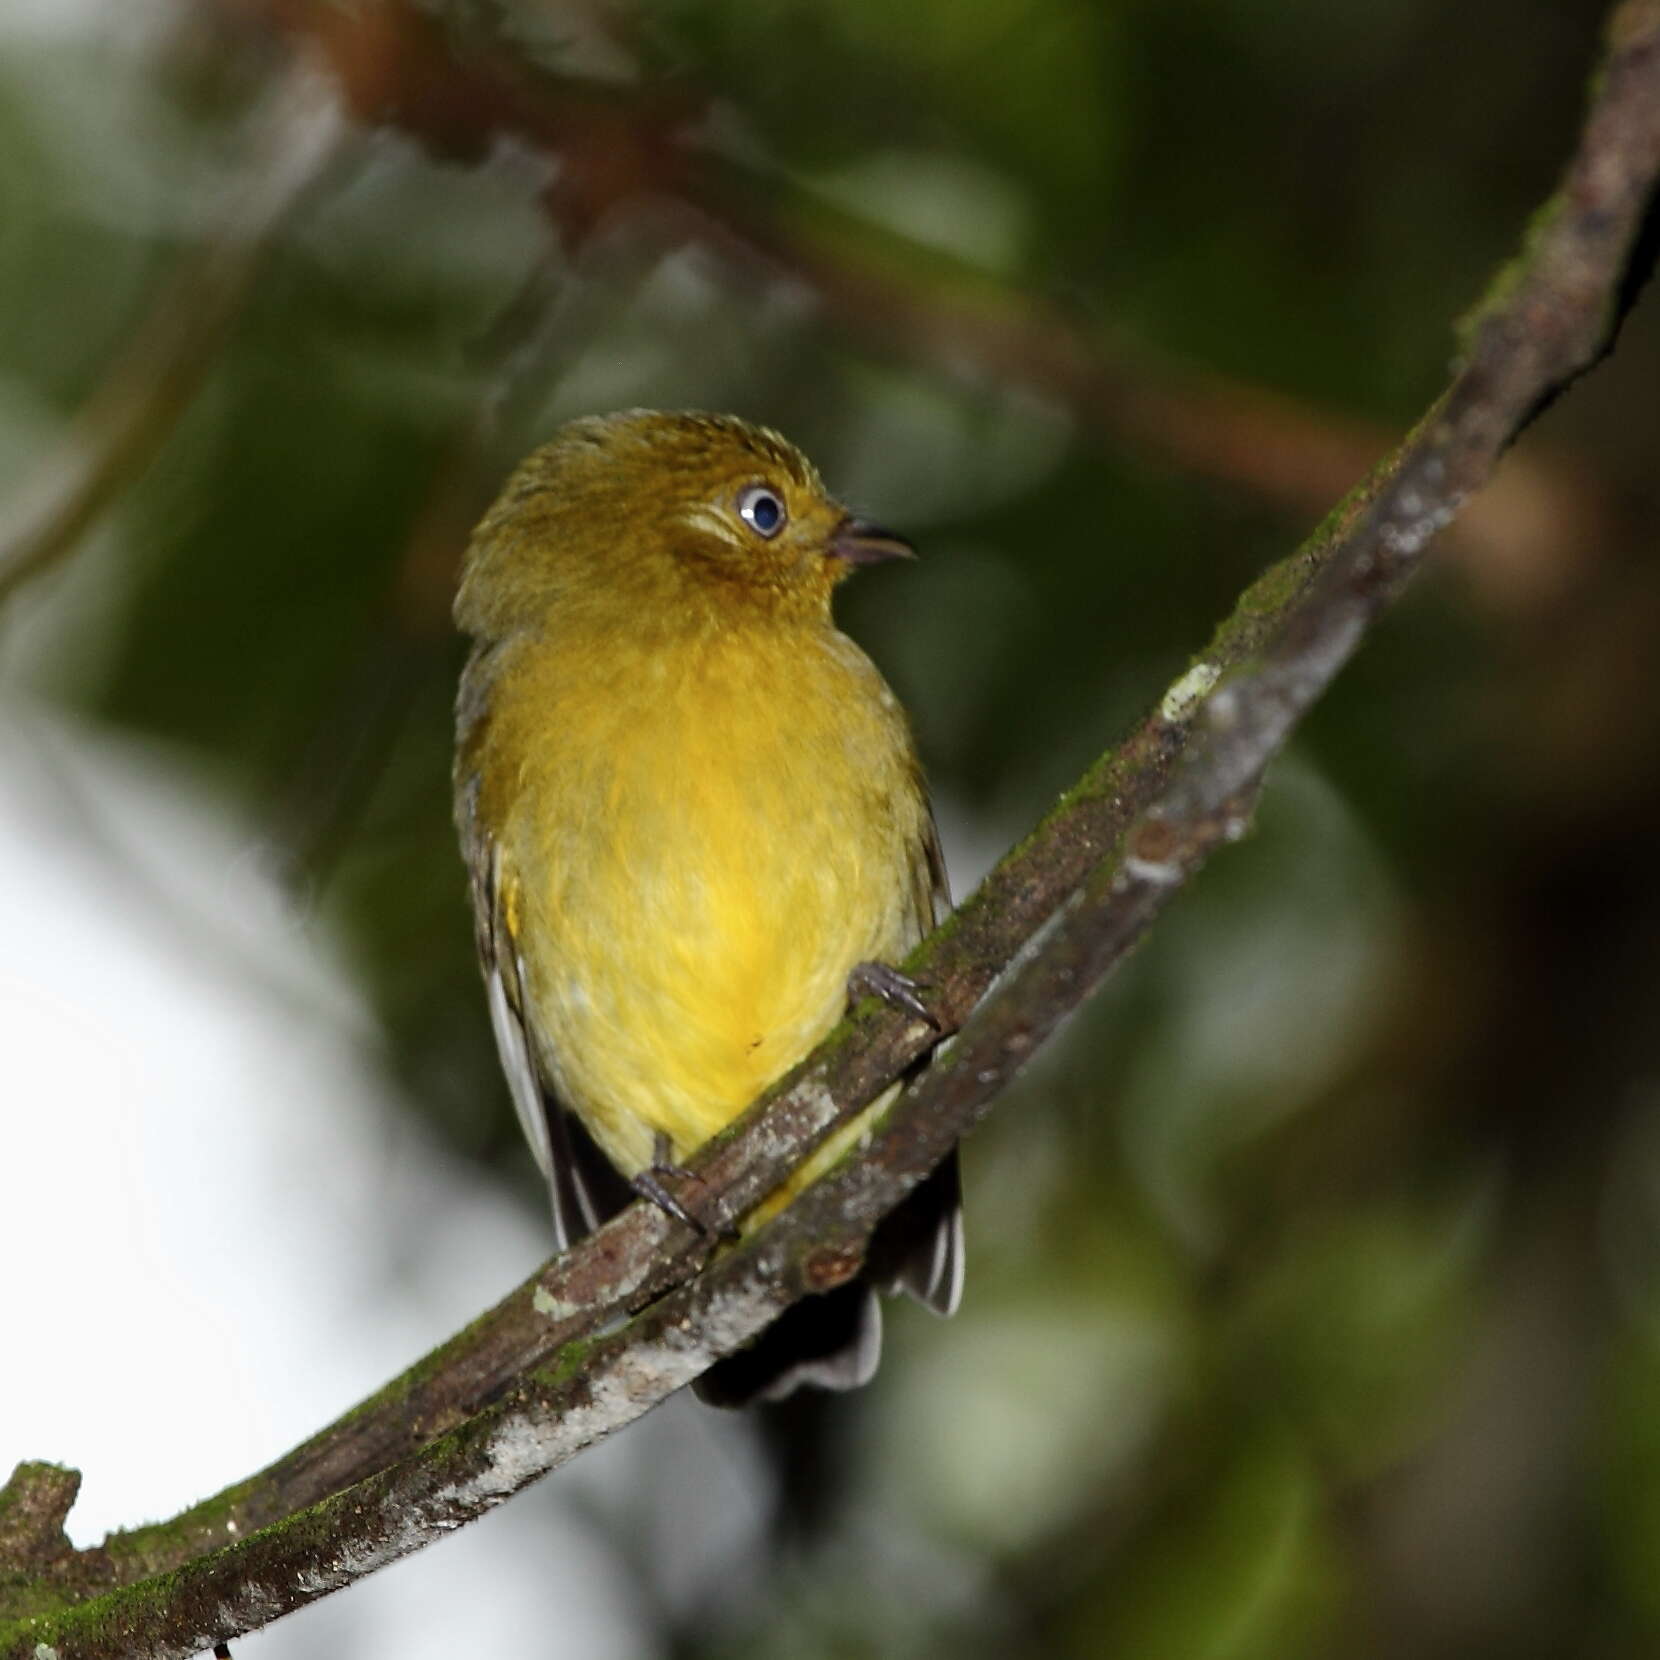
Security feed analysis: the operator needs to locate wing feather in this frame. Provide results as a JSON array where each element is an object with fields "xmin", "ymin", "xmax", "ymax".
[
  {"xmin": 475, "ymin": 836, "xmax": 619, "ymax": 1251},
  {"xmin": 884, "ymin": 799, "xmax": 964, "ymax": 1317}
]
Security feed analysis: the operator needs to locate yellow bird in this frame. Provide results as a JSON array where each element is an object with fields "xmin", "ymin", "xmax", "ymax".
[{"xmin": 453, "ymin": 409, "xmax": 962, "ymax": 1405}]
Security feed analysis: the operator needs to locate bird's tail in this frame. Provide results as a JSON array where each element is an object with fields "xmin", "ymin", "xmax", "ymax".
[
  {"xmin": 692, "ymin": 1152, "xmax": 962, "ymax": 1408},
  {"xmin": 693, "ymin": 1281, "xmax": 881, "ymax": 1407}
]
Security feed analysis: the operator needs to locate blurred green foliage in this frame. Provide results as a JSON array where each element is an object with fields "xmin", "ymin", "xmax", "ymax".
[{"xmin": 5, "ymin": 0, "xmax": 1660, "ymax": 1655}]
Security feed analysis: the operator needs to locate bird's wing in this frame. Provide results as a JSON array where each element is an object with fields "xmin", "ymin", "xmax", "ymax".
[
  {"xmin": 877, "ymin": 798, "xmax": 965, "ymax": 1317},
  {"xmin": 921, "ymin": 798, "xmax": 953, "ymax": 932},
  {"xmin": 473, "ymin": 837, "xmax": 626, "ymax": 1250}
]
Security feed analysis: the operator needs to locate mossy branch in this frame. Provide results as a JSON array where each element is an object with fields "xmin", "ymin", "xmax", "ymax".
[{"xmin": 4, "ymin": 2, "xmax": 1660, "ymax": 1655}]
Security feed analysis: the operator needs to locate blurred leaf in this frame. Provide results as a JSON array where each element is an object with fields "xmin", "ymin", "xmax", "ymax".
[
  {"xmin": 1072, "ymin": 1429, "xmax": 1344, "ymax": 1660},
  {"xmin": 1228, "ymin": 1192, "xmax": 1490, "ymax": 1478}
]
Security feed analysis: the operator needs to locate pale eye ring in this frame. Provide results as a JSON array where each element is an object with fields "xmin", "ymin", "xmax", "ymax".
[{"xmin": 737, "ymin": 483, "xmax": 787, "ymax": 538}]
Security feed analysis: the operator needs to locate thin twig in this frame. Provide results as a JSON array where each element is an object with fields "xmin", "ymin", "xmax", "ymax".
[{"xmin": 0, "ymin": 65, "xmax": 349, "ymax": 608}]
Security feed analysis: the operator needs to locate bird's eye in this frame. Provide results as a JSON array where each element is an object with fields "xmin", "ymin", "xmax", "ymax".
[{"xmin": 737, "ymin": 484, "xmax": 787, "ymax": 539}]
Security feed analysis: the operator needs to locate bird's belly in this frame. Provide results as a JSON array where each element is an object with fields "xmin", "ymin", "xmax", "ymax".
[{"xmin": 522, "ymin": 747, "xmax": 910, "ymax": 1175}]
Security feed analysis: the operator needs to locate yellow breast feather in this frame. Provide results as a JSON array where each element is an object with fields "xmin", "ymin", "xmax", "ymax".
[{"xmin": 489, "ymin": 620, "xmax": 928, "ymax": 1178}]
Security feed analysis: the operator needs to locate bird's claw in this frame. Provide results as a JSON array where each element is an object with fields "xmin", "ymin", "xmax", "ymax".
[
  {"xmin": 633, "ymin": 1162, "xmax": 738, "ymax": 1240},
  {"xmin": 847, "ymin": 959, "xmax": 939, "ymax": 1029}
]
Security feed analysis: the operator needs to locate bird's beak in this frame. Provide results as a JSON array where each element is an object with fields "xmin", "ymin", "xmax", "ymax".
[{"xmin": 829, "ymin": 516, "xmax": 915, "ymax": 566}]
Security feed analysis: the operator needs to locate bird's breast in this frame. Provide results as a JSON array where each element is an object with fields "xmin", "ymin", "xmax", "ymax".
[{"xmin": 497, "ymin": 623, "xmax": 926, "ymax": 1172}]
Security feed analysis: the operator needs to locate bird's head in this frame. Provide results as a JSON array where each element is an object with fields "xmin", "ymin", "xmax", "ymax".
[{"xmin": 456, "ymin": 409, "xmax": 912, "ymax": 637}]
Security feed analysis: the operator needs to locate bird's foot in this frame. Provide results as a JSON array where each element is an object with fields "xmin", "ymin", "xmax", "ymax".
[
  {"xmin": 634, "ymin": 1138, "xmax": 739, "ymax": 1239},
  {"xmin": 847, "ymin": 959, "xmax": 939, "ymax": 1029},
  {"xmin": 633, "ymin": 1165, "xmax": 705, "ymax": 1232}
]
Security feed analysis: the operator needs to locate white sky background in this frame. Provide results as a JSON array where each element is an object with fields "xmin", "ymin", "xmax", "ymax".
[{"xmin": 0, "ymin": 703, "xmax": 765, "ymax": 1658}]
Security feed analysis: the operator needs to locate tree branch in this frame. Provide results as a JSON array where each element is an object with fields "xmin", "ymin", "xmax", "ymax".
[{"xmin": 5, "ymin": 1, "xmax": 1659, "ymax": 1655}]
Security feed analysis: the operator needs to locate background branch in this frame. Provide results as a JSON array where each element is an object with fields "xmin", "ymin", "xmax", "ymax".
[
  {"xmin": 0, "ymin": 0, "xmax": 1621, "ymax": 627},
  {"xmin": 0, "ymin": 63, "xmax": 348, "ymax": 609},
  {"xmin": 4, "ymin": 3, "xmax": 1658, "ymax": 1654}
]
